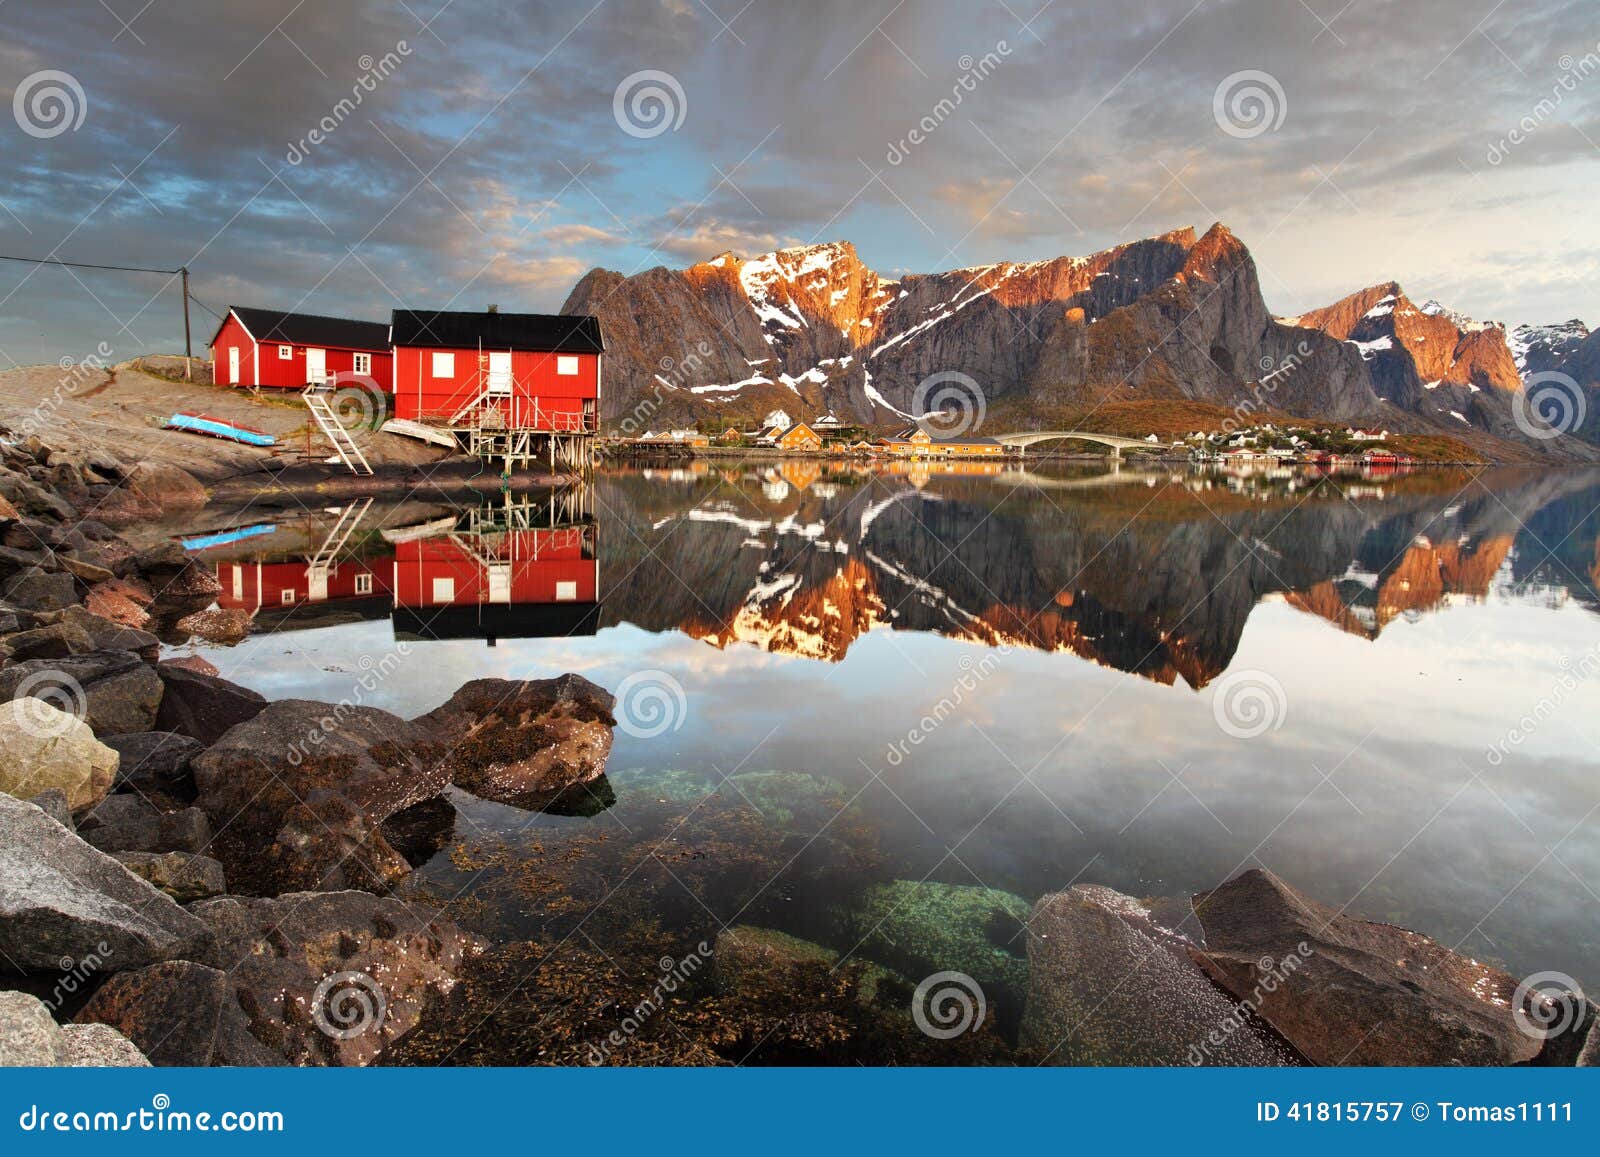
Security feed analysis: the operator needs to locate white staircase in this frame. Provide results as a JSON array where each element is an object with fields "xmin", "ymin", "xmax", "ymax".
[
  {"xmin": 305, "ymin": 499, "xmax": 373, "ymax": 601},
  {"xmin": 302, "ymin": 386, "xmax": 373, "ymax": 475}
]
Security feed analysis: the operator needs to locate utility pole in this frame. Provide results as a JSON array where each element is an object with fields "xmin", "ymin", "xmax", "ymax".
[{"xmin": 180, "ymin": 265, "xmax": 192, "ymax": 380}]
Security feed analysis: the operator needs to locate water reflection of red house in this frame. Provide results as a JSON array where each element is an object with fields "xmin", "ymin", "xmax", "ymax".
[
  {"xmin": 391, "ymin": 524, "xmax": 601, "ymax": 642},
  {"xmin": 216, "ymin": 558, "xmax": 394, "ymax": 611}
]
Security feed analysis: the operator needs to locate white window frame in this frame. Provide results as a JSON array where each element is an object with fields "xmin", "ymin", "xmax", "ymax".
[
  {"xmin": 278, "ymin": 345, "xmax": 293, "ymax": 360},
  {"xmin": 354, "ymin": 573, "xmax": 373, "ymax": 595},
  {"xmin": 556, "ymin": 355, "xmax": 580, "ymax": 376},
  {"xmin": 555, "ymin": 580, "xmax": 578, "ymax": 601},
  {"xmin": 280, "ymin": 589, "xmax": 296, "ymax": 605},
  {"xmin": 431, "ymin": 351, "xmax": 455, "ymax": 378},
  {"xmin": 352, "ymin": 352, "xmax": 372, "ymax": 375}
]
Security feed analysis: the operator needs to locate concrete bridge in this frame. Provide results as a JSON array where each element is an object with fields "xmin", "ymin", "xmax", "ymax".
[{"xmin": 992, "ymin": 431, "xmax": 1175, "ymax": 459}]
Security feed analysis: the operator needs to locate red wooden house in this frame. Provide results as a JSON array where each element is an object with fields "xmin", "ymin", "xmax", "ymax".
[
  {"xmin": 214, "ymin": 557, "xmax": 394, "ymax": 611},
  {"xmin": 210, "ymin": 307, "xmax": 392, "ymax": 391},
  {"xmin": 388, "ymin": 309, "xmax": 603, "ymax": 432}
]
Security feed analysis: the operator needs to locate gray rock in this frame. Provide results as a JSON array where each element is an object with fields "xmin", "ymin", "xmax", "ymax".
[
  {"xmin": 80, "ymin": 796, "xmax": 212, "ymax": 855},
  {"xmin": 112, "ymin": 851, "xmax": 226, "ymax": 902},
  {"xmin": 0, "ymin": 792, "xmax": 215, "ymax": 972},
  {"xmin": 0, "ymin": 990, "xmax": 61, "ymax": 1066},
  {"xmin": 28, "ymin": 788, "xmax": 74, "ymax": 830},
  {"xmin": 2, "ymin": 567, "xmax": 77, "ymax": 611},
  {"xmin": 151, "ymin": 663, "xmax": 265, "ymax": 746},
  {"xmin": 57, "ymin": 1022, "xmax": 151, "ymax": 1067},
  {"xmin": 0, "ymin": 651, "xmax": 164, "ymax": 735},
  {"xmin": 57, "ymin": 605, "xmax": 160, "ymax": 656},
  {"xmin": 2, "ymin": 622, "xmax": 95, "ymax": 661},
  {"xmin": 1020, "ymin": 884, "xmax": 1301, "ymax": 1065},
  {"xmin": 103, "ymin": 730, "xmax": 203, "ymax": 797}
]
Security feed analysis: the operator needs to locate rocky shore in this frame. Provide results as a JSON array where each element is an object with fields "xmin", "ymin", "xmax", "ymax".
[{"xmin": 1, "ymin": 423, "xmax": 1595, "ymax": 1068}]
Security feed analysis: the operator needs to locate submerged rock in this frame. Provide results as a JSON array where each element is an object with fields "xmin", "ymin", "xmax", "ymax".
[
  {"xmin": 714, "ymin": 924, "xmax": 906, "ymax": 1011},
  {"xmin": 195, "ymin": 891, "xmax": 480, "ymax": 1067},
  {"xmin": 414, "ymin": 674, "xmax": 615, "ymax": 807},
  {"xmin": 832, "ymin": 880, "xmax": 1032, "ymax": 1032},
  {"xmin": 1020, "ymin": 884, "xmax": 1301, "ymax": 1065},
  {"xmin": 0, "ymin": 698, "xmax": 119, "ymax": 812},
  {"xmin": 192, "ymin": 699, "xmax": 449, "ymax": 893},
  {"xmin": 0, "ymin": 792, "xmax": 215, "ymax": 972},
  {"xmin": 1191, "ymin": 869, "xmax": 1545, "ymax": 1066}
]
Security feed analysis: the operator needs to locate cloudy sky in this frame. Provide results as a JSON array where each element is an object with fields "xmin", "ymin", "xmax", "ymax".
[{"xmin": 1, "ymin": 0, "xmax": 1597, "ymax": 367}]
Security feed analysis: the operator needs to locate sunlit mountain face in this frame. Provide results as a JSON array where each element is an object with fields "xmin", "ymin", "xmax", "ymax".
[{"xmin": 188, "ymin": 463, "xmax": 1600, "ymax": 689}]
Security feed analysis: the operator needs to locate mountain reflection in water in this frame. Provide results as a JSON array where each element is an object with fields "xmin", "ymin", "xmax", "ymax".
[{"xmin": 176, "ymin": 461, "xmax": 1600, "ymax": 1025}]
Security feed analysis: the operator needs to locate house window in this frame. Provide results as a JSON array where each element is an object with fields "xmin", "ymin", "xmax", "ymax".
[
  {"xmin": 556, "ymin": 355, "xmax": 580, "ymax": 376},
  {"xmin": 278, "ymin": 345, "xmax": 293, "ymax": 359},
  {"xmin": 353, "ymin": 352, "xmax": 372, "ymax": 375},
  {"xmin": 431, "ymin": 577, "xmax": 456, "ymax": 603},
  {"xmin": 431, "ymin": 352, "xmax": 455, "ymax": 378},
  {"xmin": 555, "ymin": 581, "xmax": 578, "ymax": 601},
  {"xmin": 354, "ymin": 573, "xmax": 373, "ymax": 595},
  {"xmin": 280, "ymin": 589, "xmax": 296, "ymax": 605}
]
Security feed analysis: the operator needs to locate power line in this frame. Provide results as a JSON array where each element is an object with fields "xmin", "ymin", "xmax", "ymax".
[{"xmin": 0, "ymin": 252, "xmax": 184, "ymax": 275}]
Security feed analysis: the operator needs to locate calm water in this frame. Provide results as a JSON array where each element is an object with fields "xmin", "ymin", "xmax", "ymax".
[{"xmin": 175, "ymin": 461, "xmax": 1600, "ymax": 1062}]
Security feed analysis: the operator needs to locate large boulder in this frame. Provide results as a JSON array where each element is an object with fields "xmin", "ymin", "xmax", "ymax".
[
  {"xmin": 1020, "ymin": 885, "xmax": 1300, "ymax": 1065},
  {"xmin": 173, "ymin": 606, "xmax": 253, "ymax": 644},
  {"xmin": 91, "ymin": 463, "xmax": 207, "ymax": 527},
  {"xmin": 2, "ymin": 621, "xmax": 96, "ymax": 661},
  {"xmin": 102, "ymin": 730, "xmax": 203, "ymax": 804},
  {"xmin": 413, "ymin": 674, "xmax": 615, "ymax": 807},
  {"xmin": 192, "ymin": 700, "xmax": 449, "ymax": 893},
  {"xmin": 0, "ymin": 792, "xmax": 215, "ymax": 971},
  {"xmin": 74, "ymin": 961, "xmax": 278, "ymax": 1067},
  {"xmin": 0, "ymin": 698, "xmax": 119, "ymax": 811},
  {"xmin": 0, "ymin": 651, "xmax": 163, "ymax": 735},
  {"xmin": 151, "ymin": 663, "xmax": 265, "ymax": 745},
  {"xmin": 0, "ymin": 991, "xmax": 149, "ymax": 1067},
  {"xmin": 1191, "ymin": 869, "xmax": 1546, "ymax": 1066},
  {"xmin": 55, "ymin": 605, "xmax": 160, "ymax": 656},
  {"xmin": 193, "ymin": 891, "xmax": 479, "ymax": 1066},
  {"xmin": 126, "ymin": 538, "xmax": 219, "ymax": 598}
]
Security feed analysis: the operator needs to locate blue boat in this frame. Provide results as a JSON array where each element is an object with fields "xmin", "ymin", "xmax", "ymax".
[{"xmin": 165, "ymin": 411, "xmax": 277, "ymax": 447}]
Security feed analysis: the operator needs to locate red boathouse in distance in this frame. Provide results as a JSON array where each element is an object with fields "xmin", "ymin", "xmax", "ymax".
[{"xmin": 209, "ymin": 306, "xmax": 392, "ymax": 391}]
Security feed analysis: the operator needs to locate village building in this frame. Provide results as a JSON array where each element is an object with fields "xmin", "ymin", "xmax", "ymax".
[
  {"xmin": 874, "ymin": 425, "xmax": 1008, "ymax": 458},
  {"xmin": 1347, "ymin": 427, "xmax": 1390, "ymax": 442},
  {"xmin": 210, "ymin": 307, "xmax": 391, "ymax": 391},
  {"xmin": 774, "ymin": 422, "xmax": 823, "ymax": 452}
]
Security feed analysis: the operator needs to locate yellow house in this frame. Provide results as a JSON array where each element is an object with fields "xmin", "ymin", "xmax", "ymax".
[{"xmin": 775, "ymin": 422, "xmax": 823, "ymax": 452}]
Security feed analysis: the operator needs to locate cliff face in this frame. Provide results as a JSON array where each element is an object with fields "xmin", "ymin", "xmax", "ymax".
[
  {"xmin": 561, "ymin": 225, "xmax": 1599, "ymax": 456},
  {"xmin": 562, "ymin": 224, "xmax": 1385, "ymax": 428}
]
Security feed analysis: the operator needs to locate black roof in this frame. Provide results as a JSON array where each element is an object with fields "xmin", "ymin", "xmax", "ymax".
[
  {"xmin": 391, "ymin": 601, "xmax": 603, "ymax": 643},
  {"xmin": 225, "ymin": 307, "xmax": 389, "ymax": 351},
  {"xmin": 390, "ymin": 309, "xmax": 605, "ymax": 354}
]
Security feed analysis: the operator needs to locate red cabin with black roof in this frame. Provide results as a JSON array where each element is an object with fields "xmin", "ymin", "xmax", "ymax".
[
  {"xmin": 210, "ymin": 307, "xmax": 392, "ymax": 392},
  {"xmin": 389, "ymin": 309, "xmax": 603, "ymax": 430}
]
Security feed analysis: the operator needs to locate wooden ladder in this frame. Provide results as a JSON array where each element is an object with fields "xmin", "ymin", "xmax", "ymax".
[{"xmin": 302, "ymin": 386, "xmax": 374, "ymax": 475}]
